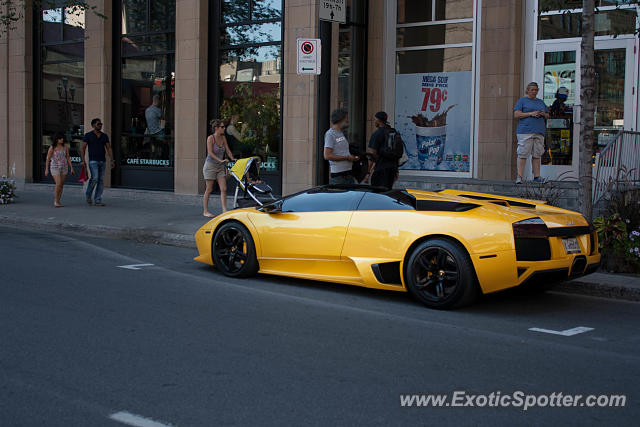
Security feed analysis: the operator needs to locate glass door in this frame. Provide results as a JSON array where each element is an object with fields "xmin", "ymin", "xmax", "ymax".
[
  {"xmin": 536, "ymin": 37, "xmax": 637, "ymax": 181},
  {"xmin": 536, "ymin": 41, "xmax": 580, "ymax": 180}
]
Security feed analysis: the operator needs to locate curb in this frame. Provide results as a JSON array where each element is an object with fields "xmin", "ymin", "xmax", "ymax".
[
  {"xmin": 1, "ymin": 215, "xmax": 196, "ymax": 249},
  {"xmin": 554, "ymin": 279, "xmax": 640, "ymax": 302}
]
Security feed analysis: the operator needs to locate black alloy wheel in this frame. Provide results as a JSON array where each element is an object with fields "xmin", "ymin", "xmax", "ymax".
[
  {"xmin": 212, "ymin": 222, "xmax": 258, "ymax": 277},
  {"xmin": 405, "ymin": 238, "xmax": 478, "ymax": 309}
]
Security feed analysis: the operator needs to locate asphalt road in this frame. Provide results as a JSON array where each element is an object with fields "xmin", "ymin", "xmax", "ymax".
[{"xmin": 1, "ymin": 226, "xmax": 639, "ymax": 426}]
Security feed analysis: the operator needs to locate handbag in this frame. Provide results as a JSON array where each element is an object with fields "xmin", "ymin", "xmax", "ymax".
[
  {"xmin": 398, "ymin": 148, "xmax": 409, "ymax": 167},
  {"xmin": 78, "ymin": 164, "xmax": 88, "ymax": 183}
]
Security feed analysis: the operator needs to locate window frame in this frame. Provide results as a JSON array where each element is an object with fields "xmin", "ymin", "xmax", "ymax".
[
  {"xmin": 209, "ymin": 0, "xmax": 284, "ymax": 195},
  {"xmin": 387, "ymin": 0, "xmax": 480, "ymax": 179},
  {"xmin": 33, "ymin": 3, "xmax": 86, "ymax": 183},
  {"xmin": 112, "ymin": 0, "xmax": 177, "ymax": 190}
]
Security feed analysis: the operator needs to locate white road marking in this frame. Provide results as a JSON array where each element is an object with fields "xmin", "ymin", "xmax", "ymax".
[
  {"xmin": 109, "ymin": 411, "xmax": 173, "ymax": 427},
  {"xmin": 117, "ymin": 263, "xmax": 155, "ymax": 270},
  {"xmin": 528, "ymin": 326, "xmax": 594, "ymax": 336}
]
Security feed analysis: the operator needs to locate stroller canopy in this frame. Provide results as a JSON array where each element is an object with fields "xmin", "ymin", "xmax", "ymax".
[{"xmin": 230, "ymin": 156, "xmax": 261, "ymax": 187}]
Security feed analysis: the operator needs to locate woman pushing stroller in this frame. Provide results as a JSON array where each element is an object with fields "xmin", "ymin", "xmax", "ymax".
[{"xmin": 203, "ymin": 119, "xmax": 236, "ymax": 217}]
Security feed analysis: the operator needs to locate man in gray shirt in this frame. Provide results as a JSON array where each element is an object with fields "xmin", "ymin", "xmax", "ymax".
[
  {"xmin": 323, "ymin": 108, "xmax": 359, "ymax": 184},
  {"xmin": 145, "ymin": 95, "xmax": 163, "ymax": 135}
]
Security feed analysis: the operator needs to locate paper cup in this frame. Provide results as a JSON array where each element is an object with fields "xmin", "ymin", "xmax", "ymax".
[{"xmin": 416, "ymin": 125, "xmax": 447, "ymax": 164}]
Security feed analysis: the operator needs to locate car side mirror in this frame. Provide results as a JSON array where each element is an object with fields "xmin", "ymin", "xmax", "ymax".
[{"xmin": 259, "ymin": 200, "xmax": 282, "ymax": 214}]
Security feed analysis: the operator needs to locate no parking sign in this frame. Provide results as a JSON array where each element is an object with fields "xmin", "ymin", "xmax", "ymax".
[{"xmin": 297, "ymin": 38, "xmax": 321, "ymax": 75}]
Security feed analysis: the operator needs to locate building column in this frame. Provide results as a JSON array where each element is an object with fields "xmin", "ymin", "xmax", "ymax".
[
  {"xmin": 174, "ymin": 0, "xmax": 208, "ymax": 195},
  {"xmin": 1, "ymin": 3, "xmax": 33, "ymax": 184},
  {"xmin": 282, "ymin": 2, "xmax": 319, "ymax": 195},
  {"xmin": 0, "ymin": 10, "xmax": 8, "ymax": 179},
  {"xmin": 477, "ymin": 0, "xmax": 523, "ymax": 180},
  {"xmin": 366, "ymin": 0, "xmax": 385, "ymax": 141},
  {"xmin": 84, "ymin": 0, "xmax": 113, "ymax": 185}
]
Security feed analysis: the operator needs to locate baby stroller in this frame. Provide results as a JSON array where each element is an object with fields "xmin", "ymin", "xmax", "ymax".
[{"xmin": 228, "ymin": 156, "xmax": 276, "ymax": 208}]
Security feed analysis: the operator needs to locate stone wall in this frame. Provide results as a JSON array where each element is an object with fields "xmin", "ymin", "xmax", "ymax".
[
  {"xmin": 282, "ymin": 1, "xmax": 319, "ymax": 195},
  {"xmin": 174, "ymin": 0, "xmax": 208, "ymax": 194},
  {"xmin": 477, "ymin": 0, "xmax": 523, "ymax": 181},
  {"xmin": 0, "ymin": 3, "xmax": 33, "ymax": 183},
  {"xmin": 84, "ymin": 0, "xmax": 113, "ymax": 186}
]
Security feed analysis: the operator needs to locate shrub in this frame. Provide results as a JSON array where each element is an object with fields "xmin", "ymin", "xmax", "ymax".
[
  {"xmin": 515, "ymin": 180, "xmax": 565, "ymax": 207},
  {"xmin": 594, "ymin": 196, "xmax": 640, "ymax": 274},
  {"xmin": 0, "ymin": 176, "xmax": 17, "ymax": 204}
]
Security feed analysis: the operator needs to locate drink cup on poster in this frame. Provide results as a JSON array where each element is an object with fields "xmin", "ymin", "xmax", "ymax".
[{"xmin": 416, "ymin": 125, "xmax": 447, "ymax": 167}]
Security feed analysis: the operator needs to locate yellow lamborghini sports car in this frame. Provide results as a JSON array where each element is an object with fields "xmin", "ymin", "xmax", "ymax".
[{"xmin": 194, "ymin": 185, "xmax": 600, "ymax": 309}]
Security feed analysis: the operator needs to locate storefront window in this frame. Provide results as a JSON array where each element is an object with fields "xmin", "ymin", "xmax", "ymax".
[
  {"xmin": 397, "ymin": 0, "xmax": 473, "ymax": 23},
  {"xmin": 337, "ymin": 0, "xmax": 367, "ymax": 150},
  {"xmin": 538, "ymin": 8, "xmax": 637, "ymax": 39},
  {"xmin": 396, "ymin": 22, "xmax": 473, "ymax": 48},
  {"xmin": 116, "ymin": 0, "xmax": 175, "ymax": 189},
  {"xmin": 395, "ymin": 0, "xmax": 475, "ymax": 173},
  {"xmin": 594, "ymin": 48, "xmax": 626, "ymax": 149},
  {"xmin": 36, "ymin": 3, "xmax": 85, "ymax": 183},
  {"xmin": 217, "ymin": 1, "xmax": 282, "ymax": 175},
  {"xmin": 539, "ymin": 0, "xmax": 632, "ymax": 11}
]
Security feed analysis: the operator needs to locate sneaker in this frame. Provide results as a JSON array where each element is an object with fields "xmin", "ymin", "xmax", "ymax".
[
  {"xmin": 86, "ymin": 198, "xmax": 92, "ymax": 205},
  {"xmin": 94, "ymin": 202, "xmax": 105, "ymax": 206},
  {"xmin": 533, "ymin": 176, "xmax": 546, "ymax": 183},
  {"xmin": 515, "ymin": 176, "xmax": 523, "ymax": 184}
]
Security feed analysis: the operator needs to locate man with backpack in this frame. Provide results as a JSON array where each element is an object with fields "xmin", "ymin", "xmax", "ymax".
[{"xmin": 366, "ymin": 111, "xmax": 403, "ymax": 190}]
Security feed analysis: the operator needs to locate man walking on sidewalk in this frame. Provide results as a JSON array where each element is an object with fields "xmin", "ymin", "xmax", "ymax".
[{"xmin": 81, "ymin": 118, "xmax": 114, "ymax": 206}]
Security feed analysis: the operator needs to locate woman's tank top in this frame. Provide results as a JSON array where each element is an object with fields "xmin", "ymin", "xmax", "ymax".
[
  {"xmin": 50, "ymin": 148, "xmax": 67, "ymax": 169},
  {"xmin": 206, "ymin": 136, "xmax": 226, "ymax": 163}
]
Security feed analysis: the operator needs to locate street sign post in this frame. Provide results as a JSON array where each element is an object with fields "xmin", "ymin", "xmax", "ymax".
[
  {"xmin": 297, "ymin": 38, "xmax": 321, "ymax": 75},
  {"xmin": 319, "ymin": 0, "xmax": 346, "ymax": 24}
]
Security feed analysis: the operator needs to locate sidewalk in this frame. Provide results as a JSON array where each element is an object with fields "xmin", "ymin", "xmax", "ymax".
[
  {"xmin": 1, "ymin": 183, "xmax": 215, "ymax": 248},
  {"xmin": 2, "ymin": 183, "xmax": 640, "ymax": 302}
]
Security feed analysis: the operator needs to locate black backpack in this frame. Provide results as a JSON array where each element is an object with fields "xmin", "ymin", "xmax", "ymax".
[{"xmin": 379, "ymin": 128, "xmax": 404, "ymax": 161}]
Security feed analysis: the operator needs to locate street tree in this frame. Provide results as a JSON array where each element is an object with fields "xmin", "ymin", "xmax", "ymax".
[{"xmin": 579, "ymin": 0, "xmax": 596, "ymax": 221}]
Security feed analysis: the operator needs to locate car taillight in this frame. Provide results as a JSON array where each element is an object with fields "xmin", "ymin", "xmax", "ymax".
[{"xmin": 513, "ymin": 217, "xmax": 549, "ymax": 238}]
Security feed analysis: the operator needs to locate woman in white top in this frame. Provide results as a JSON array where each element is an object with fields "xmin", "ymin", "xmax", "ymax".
[{"xmin": 45, "ymin": 133, "xmax": 75, "ymax": 207}]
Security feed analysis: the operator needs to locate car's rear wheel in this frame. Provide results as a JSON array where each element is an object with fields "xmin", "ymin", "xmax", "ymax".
[
  {"xmin": 405, "ymin": 238, "xmax": 478, "ymax": 309},
  {"xmin": 212, "ymin": 222, "xmax": 258, "ymax": 277}
]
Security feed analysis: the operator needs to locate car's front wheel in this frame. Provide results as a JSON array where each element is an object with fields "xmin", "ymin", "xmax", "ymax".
[
  {"xmin": 405, "ymin": 238, "xmax": 478, "ymax": 309},
  {"xmin": 212, "ymin": 221, "xmax": 258, "ymax": 277}
]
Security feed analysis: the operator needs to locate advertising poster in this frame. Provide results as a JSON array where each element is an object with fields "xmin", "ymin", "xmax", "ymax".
[{"xmin": 395, "ymin": 71, "xmax": 472, "ymax": 172}]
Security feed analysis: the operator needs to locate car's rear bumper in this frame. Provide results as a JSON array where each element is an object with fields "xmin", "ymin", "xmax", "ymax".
[{"xmin": 515, "ymin": 253, "xmax": 601, "ymax": 288}]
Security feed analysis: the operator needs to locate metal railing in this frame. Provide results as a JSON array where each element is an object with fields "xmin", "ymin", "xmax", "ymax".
[{"xmin": 593, "ymin": 130, "xmax": 640, "ymax": 205}]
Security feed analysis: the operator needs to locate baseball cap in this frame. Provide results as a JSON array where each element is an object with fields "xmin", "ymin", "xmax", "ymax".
[
  {"xmin": 556, "ymin": 86, "xmax": 569, "ymax": 99},
  {"xmin": 375, "ymin": 111, "xmax": 389, "ymax": 124}
]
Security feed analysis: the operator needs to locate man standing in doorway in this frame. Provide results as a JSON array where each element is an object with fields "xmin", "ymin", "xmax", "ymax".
[
  {"xmin": 81, "ymin": 118, "xmax": 114, "ymax": 206},
  {"xmin": 324, "ymin": 108, "xmax": 359, "ymax": 184},
  {"xmin": 366, "ymin": 111, "xmax": 397, "ymax": 190},
  {"xmin": 513, "ymin": 82, "xmax": 549, "ymax": 184},
  {"xmin": 145, "ymin": 94, "xmax": 163, "ymax": 136}
]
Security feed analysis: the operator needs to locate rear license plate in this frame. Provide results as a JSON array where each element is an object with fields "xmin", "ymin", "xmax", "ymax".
[{"xmin": 562, "ymin": 237, "xmax": 581, "ymax": 254}]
